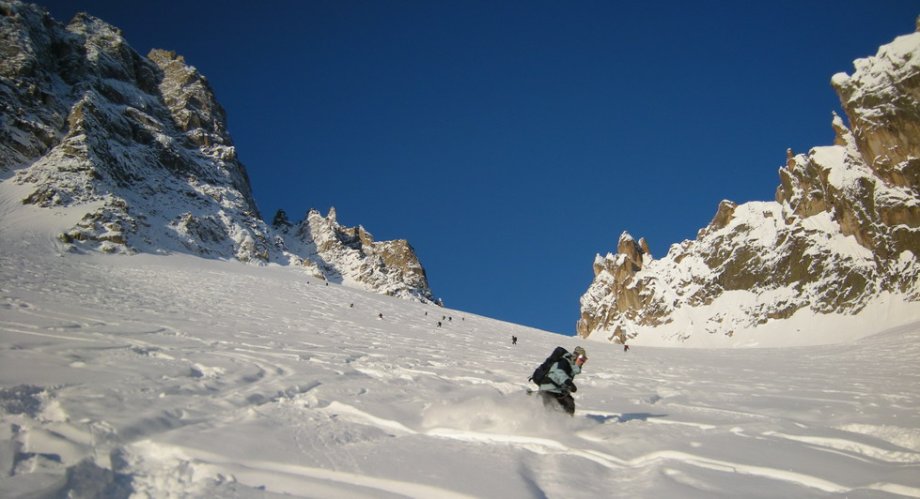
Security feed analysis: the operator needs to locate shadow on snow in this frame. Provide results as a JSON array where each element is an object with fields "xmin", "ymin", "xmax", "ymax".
[{"xmin": 584, "ymin": 412, "xmax": 668, "ymax": 424}]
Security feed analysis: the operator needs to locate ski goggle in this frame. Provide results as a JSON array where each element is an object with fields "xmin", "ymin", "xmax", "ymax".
[{"xmin": 575, "ymin": 354, "xmax": 587, "ymax": 364}]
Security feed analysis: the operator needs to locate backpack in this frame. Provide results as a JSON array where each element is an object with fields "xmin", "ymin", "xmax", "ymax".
[{"xmin": 529, "ymin": 346, "xmax": 569, "ymax": 385}]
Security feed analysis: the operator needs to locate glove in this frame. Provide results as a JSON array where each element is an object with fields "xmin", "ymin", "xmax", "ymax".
[{"xmin": 564, "ymin": 379, "xmax": 577, "ymax": 393}]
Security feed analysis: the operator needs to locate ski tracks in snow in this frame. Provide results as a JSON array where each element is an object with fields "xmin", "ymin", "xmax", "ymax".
[{"xmin": 2, "ymin": 247, "xmax": 920, "ymax": 497}]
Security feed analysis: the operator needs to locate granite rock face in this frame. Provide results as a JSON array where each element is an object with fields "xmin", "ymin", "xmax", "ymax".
[
  {"xmin": 1, "ymin": 2, "xmax": 435, "ymax": 303},
  {"xmin": 273, "ymin": 208, "xmax": 434, "ymax": 302},
  {"xmin": 577, "ymin": 20, "xmax": 920, "ymax": 343}
]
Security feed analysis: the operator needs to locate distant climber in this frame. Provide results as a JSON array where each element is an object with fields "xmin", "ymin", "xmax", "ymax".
[{"xmin": 512, "ymin": 335, "xmax": 518, "ymax": 345}]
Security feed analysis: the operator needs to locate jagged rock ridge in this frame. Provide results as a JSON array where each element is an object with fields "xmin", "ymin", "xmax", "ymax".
[
  {"xmin": 578, "ymin": 19, "xmax": 920, "ymax": 344},
  {"xmin": 0, "ymin": 1, "xmax": 434, "ymax": 303},
  {"xmin": 272, "ymin": 207, "xmax": 434, "ymax": 302}
]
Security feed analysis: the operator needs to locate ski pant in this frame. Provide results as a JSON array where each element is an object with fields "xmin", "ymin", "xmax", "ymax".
[{"xmin": 539, "ymin": 390, "xmax": 575, "ymax": 415}]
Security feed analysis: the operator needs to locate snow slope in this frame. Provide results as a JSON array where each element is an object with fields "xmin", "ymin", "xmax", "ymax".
[{"xmin": 1, "ymin": 181, "xmax": 920, "ymax": 498}]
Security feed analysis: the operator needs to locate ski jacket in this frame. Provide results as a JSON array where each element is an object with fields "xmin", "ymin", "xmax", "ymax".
[{"xmin": 538, "ymin": 354, "xmax": 581, "ymax": 394}]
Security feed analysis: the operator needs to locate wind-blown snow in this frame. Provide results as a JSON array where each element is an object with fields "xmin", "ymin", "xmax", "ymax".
[{"xmin": 1, "ymin": 181, "xmax": 919, "ymax": 498}]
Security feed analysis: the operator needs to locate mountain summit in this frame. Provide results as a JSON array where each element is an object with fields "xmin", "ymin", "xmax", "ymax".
[
  {"xmin": 0, "ymin": 2, "xmax": 434, "ymax": 302},
  {"xmin": 578, "ymin": 19, "xmax": 920, "ymax": 345}
]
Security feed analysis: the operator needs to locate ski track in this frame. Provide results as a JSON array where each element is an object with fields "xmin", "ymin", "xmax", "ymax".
[{"xmin": 1, "ymin": 240, "xmax": 920, "ymax": 497}]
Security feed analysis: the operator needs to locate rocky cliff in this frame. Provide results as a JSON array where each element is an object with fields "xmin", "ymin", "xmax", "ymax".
[
  {"xmin": 577, "ymin": 19, "xmax": 920, "ymax": 344},
  {"xmin": 272, "ymin": 207, "xmax": 434, "ymax": 302},
  {"xmin": 0, "ymin": 1, "xmax": 435, "ymax": 302}
]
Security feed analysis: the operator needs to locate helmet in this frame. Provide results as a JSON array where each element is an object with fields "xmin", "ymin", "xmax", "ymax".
[{"xmin": 573, "ymin": 346, "xmax": 586, "ymax": 359}]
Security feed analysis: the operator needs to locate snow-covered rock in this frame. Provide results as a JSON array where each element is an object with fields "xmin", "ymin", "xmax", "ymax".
[
  {"xmin": 273, "ymin": 207, "xmax": 434, "ymax": 302},
  {"xmin": 578, "ymin": 19, "xmax": 920, "ymax": 345},
  {"xmin": 0, "ymin": 1, "xmax": 434, "ymax": 302}
]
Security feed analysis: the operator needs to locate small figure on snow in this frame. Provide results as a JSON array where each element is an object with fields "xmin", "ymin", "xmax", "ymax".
[
  {"xmin": 512, "ymin": 335, "xmax": 518, "ymax": 345},
  {"xmin": 623, "ymin": 344, "xmax": 629, "ymax": 353},
  {"xmin": 536, "ymin": 346, "xmax": 587, "ymax": 416}
]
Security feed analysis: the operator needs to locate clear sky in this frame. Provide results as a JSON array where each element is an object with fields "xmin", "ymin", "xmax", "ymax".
[{"xmin": 39, "ymin": 0, "xmax": 919, "ymax": 335}]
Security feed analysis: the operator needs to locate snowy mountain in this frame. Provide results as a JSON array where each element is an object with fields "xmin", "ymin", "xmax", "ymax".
[
  {"xmin": 1, "ymin": 5, "xmax": 919, "ymax": 496},
  {"xmin": 0, "ymin": 1, "xmax": 434, "ymax": 303},
  {"xmin": 3, "ymin": 175, "xmax": 920, "ymax": 497},
  {"xmin": 578, "ymin": 19, "xmax": 920, "ymax": 346}
]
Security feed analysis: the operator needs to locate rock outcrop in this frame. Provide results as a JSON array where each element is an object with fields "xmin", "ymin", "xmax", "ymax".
[
  {"xmin": 275, "ymin": 208, "xmax": 434, "ymax": 302},
  {"xmin": 0, "ymin": 1, "xmax": 435, "ymax": 302},
  {"xmin": 577, "ymin": 19, "xmax": 920, "ymax": 344}
]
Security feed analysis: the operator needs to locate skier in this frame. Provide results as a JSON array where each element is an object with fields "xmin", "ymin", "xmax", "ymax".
[{"xmin": 536, "ymin": 346, "xmax": 587, "ymax": 415}]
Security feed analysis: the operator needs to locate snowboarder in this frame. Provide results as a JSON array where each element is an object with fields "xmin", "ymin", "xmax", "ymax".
[{"xmin": 536, "ymin": 346, "xmax": 587, "ymax": 415}]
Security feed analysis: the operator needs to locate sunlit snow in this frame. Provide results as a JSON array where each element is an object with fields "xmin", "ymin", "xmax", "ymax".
[{"xmin": 1, "ymin": 181, "xmax": 919, "ymax": 498}]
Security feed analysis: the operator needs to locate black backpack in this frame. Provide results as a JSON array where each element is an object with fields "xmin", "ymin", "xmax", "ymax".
[{"xmin": 529, "ymin": 346, "xmax": 569, "ymax": 385}]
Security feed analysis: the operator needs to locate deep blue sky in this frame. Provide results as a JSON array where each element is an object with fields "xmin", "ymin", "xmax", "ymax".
[{"xmin": 40, "ymin": 1, "xmax": 918, "ymax": 335}]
